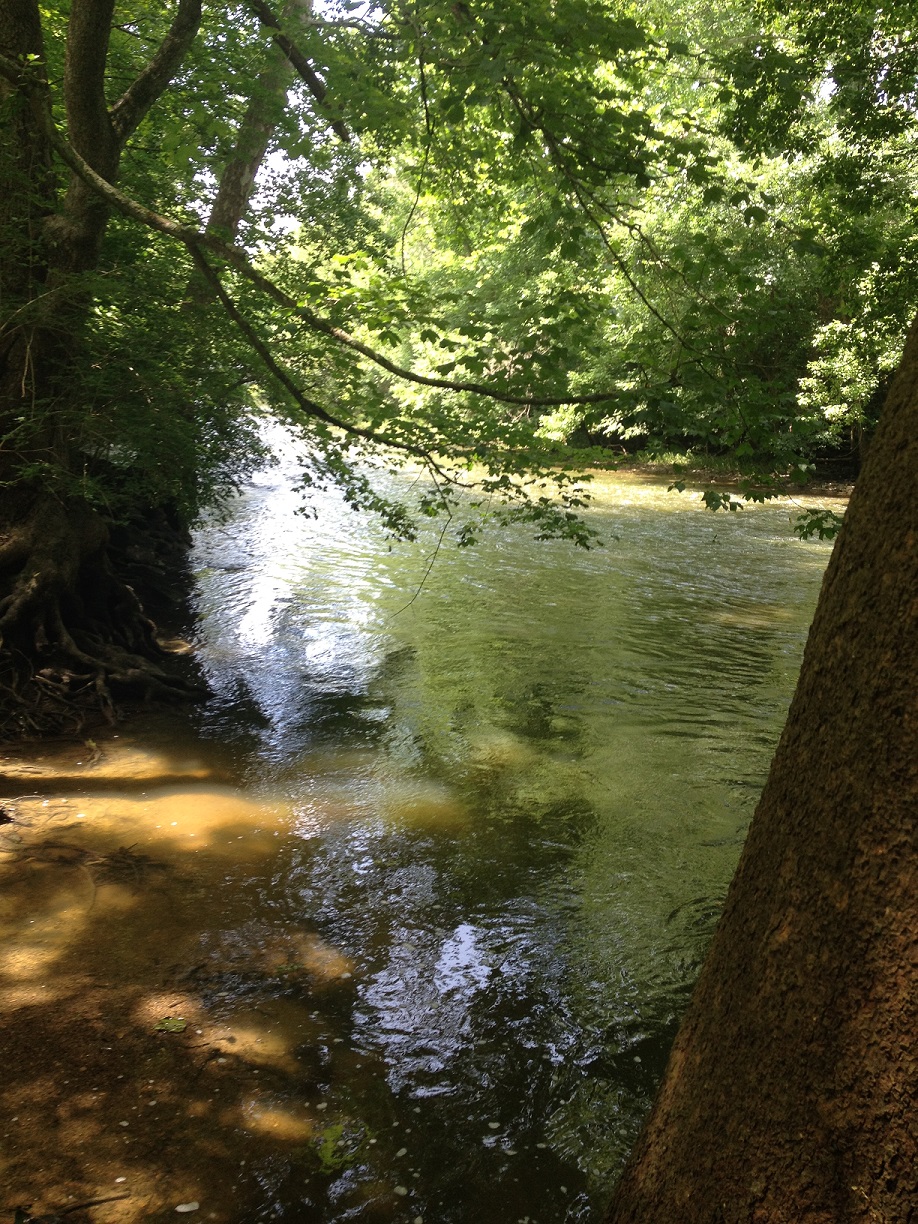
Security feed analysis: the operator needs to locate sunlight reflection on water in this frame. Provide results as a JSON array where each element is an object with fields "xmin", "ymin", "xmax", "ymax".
[{"xmin": 0, "ymin": 461, "xmax": 843, "ymax": 1222}]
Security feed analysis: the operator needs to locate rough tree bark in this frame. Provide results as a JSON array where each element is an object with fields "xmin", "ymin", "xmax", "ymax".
[{"xmin": 606, "ymin": 313, "xmax": 918, "ymax": 1220}]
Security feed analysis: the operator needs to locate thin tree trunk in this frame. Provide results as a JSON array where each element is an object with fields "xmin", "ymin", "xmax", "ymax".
[
  {"xmin": 186, "ymin": 0, "xmax": 308, "ymax": 306},
  {"xmin": 606, "ymin": 314, "xmax": 918, "ymax": 1220},
  {"xmin": 205, "ymin": 31, "xmax": 296, "ymax": 241}
]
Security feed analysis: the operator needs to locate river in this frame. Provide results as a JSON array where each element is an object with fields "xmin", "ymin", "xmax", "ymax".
[{"xmin": 0, "ymin": 467, "xmax": 842, "ymax": 1223}]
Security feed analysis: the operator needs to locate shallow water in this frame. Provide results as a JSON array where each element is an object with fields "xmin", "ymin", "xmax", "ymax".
[{"xmin": 0, "ymin": 470, "xmax": 842, "ymax": 1223}]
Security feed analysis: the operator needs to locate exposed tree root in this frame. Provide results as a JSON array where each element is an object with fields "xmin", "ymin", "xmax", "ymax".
[{"xmin": 0, "ymin": 491, "xmax": 205, "ymax": 738}]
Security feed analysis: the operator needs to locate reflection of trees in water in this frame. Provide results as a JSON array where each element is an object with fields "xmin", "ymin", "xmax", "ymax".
[{"xmin": 181, "ymin": 488, "xmax": 833, "ymax": 1216}]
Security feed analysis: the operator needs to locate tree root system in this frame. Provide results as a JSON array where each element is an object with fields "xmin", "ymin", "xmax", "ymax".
[{"xmin": 0, "ymin": 492, "xmax": 205, "ymax": 738}]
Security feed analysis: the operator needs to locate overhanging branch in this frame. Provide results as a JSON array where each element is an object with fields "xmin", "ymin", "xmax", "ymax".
[
  {"xmin": 188, "ymin": 245, "xmax": 436, "ymax": 459},
  {"xmin": 0, "ymin": 54, "xmax": 622, "ymax": 415},
  {"xmin": 187, "ymin": 250, "xmax": 476, "ymax": 494}
]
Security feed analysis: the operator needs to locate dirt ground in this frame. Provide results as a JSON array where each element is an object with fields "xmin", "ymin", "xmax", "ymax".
[{"xmin": 0, "ymin": 734, "xmax": 386, "ymax": 1224}]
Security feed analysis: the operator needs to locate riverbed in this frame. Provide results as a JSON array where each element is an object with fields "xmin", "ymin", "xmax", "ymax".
[{"xmin": 0, "ymin": 470, "xmax": 843, "ymax": 1223}]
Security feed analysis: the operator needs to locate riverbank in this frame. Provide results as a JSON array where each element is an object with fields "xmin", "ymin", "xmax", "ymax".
[{"xmin": 608, "ymin": 457, "xmax": 855, "ymax": 501}]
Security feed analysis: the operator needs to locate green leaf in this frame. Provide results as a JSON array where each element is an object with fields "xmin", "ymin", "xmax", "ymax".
[
  {"xmin": 702, "ymin": 490, "xmax": 743, "ymax": 513},
  {"xmin": 790, "ymin": 235, "xmax": 827, "ymax": 257},
  {"xmin": 794, "ymin": 508, "xmax": 844, "ymax": 540},
  {"xmin": 155, "ymin": 1016, "xmax": 187, "ymax": 1033},
  {"xmin": 743, "ymin": 204, "xmax": 769, "ymax": 224}
]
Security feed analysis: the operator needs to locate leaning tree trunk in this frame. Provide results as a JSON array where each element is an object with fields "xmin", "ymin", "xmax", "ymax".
[
  {"xmin": 184, "ymin": 3, "xmax": 299, "ymax": 305},
  {"xmin": 204, "ymin": 19, "xmax": 297, "ymax": 242},
  {"xmin": 186, "ymin": 0, "xmax": 338, "ymax": 306},
  {"xmin": 606, "ymin": 313, "xmax": 918, "ymax": 1220}
]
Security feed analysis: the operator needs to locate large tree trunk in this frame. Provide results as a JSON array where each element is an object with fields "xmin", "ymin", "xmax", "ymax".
[
  {"xmin": 606, "ymin": 314, "xmax": 918, "ymax": 1220},
  {"xmin": 0, "ymin": 0, "xmax": 203, "ymax": 733}
]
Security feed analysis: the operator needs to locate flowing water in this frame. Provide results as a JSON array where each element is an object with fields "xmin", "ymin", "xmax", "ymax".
[{"xmin": 0, "ymin": 467, "xmax": 843, "ymax": 1223}]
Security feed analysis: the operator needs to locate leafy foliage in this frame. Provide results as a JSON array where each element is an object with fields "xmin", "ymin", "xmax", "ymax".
[{"xmin": 3, "ymin": 0, "xmax": 917, "ymax": 548}]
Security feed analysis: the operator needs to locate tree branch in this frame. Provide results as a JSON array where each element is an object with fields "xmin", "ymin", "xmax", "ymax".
[
  {"xmin": 0, "ymin": 58, "xmax": 622, "ymax": 412},
  {"xmin": 189, "ymin": 245, "xmax": 478, "ymax": 491},
  {"xmin": 245, "ymin": 0, "xmax": 350, "ymax": 142},
  {"xmin": 188, "ymin": 245, "xmax": 432, "ymax": 457},
  {"xmin": 63, "ymin": 0, "xmax": 118, "ymax": 175},
  {"xmin": 110, "ymin": 0, "xmax": 202, "ymax": 144}
]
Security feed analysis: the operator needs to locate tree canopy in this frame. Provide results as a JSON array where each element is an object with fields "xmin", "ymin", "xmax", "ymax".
[{"xmin": 0, "ymin": 0, "xmax": 916, "ymax": 725}]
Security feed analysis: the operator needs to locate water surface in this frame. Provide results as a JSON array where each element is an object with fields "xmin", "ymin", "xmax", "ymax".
[{"xmin": 0, "ymin": 470, "xmax": 841, "ymax": 1223}]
